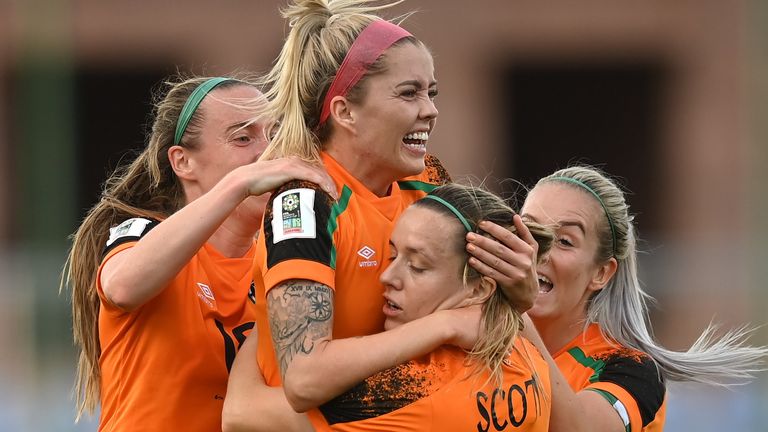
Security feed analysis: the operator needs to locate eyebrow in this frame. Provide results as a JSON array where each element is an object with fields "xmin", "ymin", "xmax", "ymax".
[
  {"xmin": 522, "ymin": 213, "xmax": 586, "ymax": 235},
  {"xmin": 389, "ymin": 240, "xmax": 434, "ymax": 260},
  {"xmin": 559, "ymin": 220, "xmax": 586, "ymax": 235},
  {"xmin": 225, "ymin": 120, "xmax": 255, "ymax": 134}
]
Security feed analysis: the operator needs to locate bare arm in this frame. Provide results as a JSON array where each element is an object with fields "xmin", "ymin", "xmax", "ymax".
[
  {"xmin": 268, "ymin": 280, "xmax": 480, "ymax": 412},
  {"xmin": 520, "ymin": 314, "xmax": 626, "ymax": 432},
  {"xmin": 222, "ymin": 331, "xmax": 313, "ymax": 432},
  {"xmin": 101, "ymin": 158, "xmax": 336, "ymax": 311}
]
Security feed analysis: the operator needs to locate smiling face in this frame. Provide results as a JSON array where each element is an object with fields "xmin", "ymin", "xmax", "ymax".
[
  {"xmin": 521, "ymin": 182, "xmax": 609, "ymax": 326},
  {"xmin": 379, "ymin": 205, "xmax": 475, "ymax": 330},
  {"xmin": 182, "ymin": 84, "xmax": 269, "ymax": 202},
  {"xmin": 327, "ymin": 42, "xmax": 438, "ymax": 195}
]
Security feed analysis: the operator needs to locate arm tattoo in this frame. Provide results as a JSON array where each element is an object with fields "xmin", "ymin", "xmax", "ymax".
[{"xmin": 267, "ymin": 280, "xmax": 334, "ymax": 378}]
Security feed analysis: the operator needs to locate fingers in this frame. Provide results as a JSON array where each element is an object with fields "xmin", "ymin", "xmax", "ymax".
[
  {"xmin": 473, "ymin": 220, "xmax": 529, "ymax": 251},
  {"xmin": 512, "ymin": 214, "xmax": 538, "ymax": 250}
]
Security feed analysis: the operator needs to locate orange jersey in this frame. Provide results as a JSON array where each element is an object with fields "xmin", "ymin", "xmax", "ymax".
[
  {"xmin": 96, "ymin": 218, "xmax": 256, "ymax": 432},
  {"xmin": 252, "ymin": 153, "xmax": 449, "ymax": 428},
  {"xmin": 555, "ymin": 324, "xmax": 666, "ymax": 432},
  {"xmin": 322, "ymin": 338, "xmax": 551, "ymax": 432},
  {"xmin": 253, "ymin": 153, "xmax": 449, "ymax": 384}
]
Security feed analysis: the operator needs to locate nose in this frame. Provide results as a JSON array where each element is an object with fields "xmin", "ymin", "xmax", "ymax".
[
  {"xmin": 419, "ymin": 96, "xmax": 438, "ymax": 122},
  {"xmin": 379, "ymin": 263, "xmax": 401, "ymax": 290}
]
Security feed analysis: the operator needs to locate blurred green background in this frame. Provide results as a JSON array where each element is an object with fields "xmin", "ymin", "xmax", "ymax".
[{"xmin": 0, "ymin": 1, "xmax": 766, "ymax": 430}]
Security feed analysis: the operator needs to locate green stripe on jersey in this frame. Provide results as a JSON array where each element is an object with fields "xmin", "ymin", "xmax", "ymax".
[
  {"xmin": 397, "ymin": 180, "xmax": 437, "ymax": 193},
  {"xmin": 586, "ymin": 389, "xmax": 630, "ymax": 432},
  {"xmin": 567, "ymin": 346, "xmax": 606, "ymax": 383},
  {"xmin": 327, "ymin": 186, "xmax": 352, "ymax": 269}
]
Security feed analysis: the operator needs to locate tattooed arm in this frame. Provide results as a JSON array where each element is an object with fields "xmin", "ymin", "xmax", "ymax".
[{"xmin": 268, "ymin": 279, "xmax": 482, "ymax": 412}]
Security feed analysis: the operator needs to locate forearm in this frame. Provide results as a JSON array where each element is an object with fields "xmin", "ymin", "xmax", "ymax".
[
  {"xmin": 101, "ymin": 172, "xmax": 247, "ymax": 310},
  {"xmin": 283, "ymin": 311, "xmax": 454, "ymax": 412},
  {"xmin": 223, "ymin": 335, "xmax": 312, "ymax": 432}
]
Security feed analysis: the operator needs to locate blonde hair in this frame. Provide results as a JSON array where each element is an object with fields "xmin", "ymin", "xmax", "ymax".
[
  {"xmin": 257, "ymin": 0, "xmax": 418, "ymax": 162},
  {"xmin": 538, "ymin": 165, "xmax": 766, "ymax": 385},
  {"xmin": 60, "ymin": 74, "xmax": 253, "ymax": 420},
  {"xmin": 415, "ymin": 183, "xmax": 554, "ymax": 384}
]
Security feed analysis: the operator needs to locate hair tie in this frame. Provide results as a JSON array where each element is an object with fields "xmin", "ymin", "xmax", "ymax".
[
  {"xmin": 174, "ymin": 77, "xmax": 235, "ymax": 145},
  {"xmin": 317, "ymin": 20, "xmax": 412, "ymax": 127},
  {"xmin": 550, "ymin": 176, "xmax": 617, "ymax": 256},
  {"xmin": 423, "ymin": 195, "xmax": 472, "ymax": 232}
]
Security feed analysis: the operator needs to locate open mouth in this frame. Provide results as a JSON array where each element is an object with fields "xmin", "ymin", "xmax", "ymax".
[
  {"xmin": 538, "ymin": 274, "xmax": 553, "ymax": 294},
  {"xmin": 402, "ymin": 131, "xmax": 428, "ymax": 152},
  {"xmin": 385, "ymin": 299, "xmax": 402, "ymax": 311}
]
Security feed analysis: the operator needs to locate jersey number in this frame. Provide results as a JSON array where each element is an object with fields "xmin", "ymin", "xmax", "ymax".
[{"xmin": 215, "ymin": 320, "xmax": 255, "ymax": 372}]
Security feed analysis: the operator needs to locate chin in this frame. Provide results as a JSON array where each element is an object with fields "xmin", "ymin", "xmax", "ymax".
[{"xmin": 398, "ymin": 159, "xmax": 426, "ymax": 178}]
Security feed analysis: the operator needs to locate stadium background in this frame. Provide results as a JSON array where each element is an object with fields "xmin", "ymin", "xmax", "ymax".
[{"xmin": 0, "ymin": 1, "xmax": 766, "ymax": 430}]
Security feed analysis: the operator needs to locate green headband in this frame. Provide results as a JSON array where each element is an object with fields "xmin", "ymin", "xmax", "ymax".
[
  {"xmin": 423, "ymin": 195, "xmax": 472, "ymax": 232},
  {"xmin": 550, "ymin": 176, "xmax": 617, "ymax": 256},
  {"xmin": 173, "ymin": 77, "xmax": 234, "ymax": 145}
]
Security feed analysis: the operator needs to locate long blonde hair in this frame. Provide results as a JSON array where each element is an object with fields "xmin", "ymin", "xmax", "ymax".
[
  {"xmin": 257, "ymin": 0, "xmax": 417, "ymax": 162},
  {"xmin": 415, "ymin": 183, "xmax": 554, "ymax": 383},
  {"xmin": 60, "ymin": 74, "xmax": 251, "ymax": 420},
  {"xmin": 538, "ymin": 165, "xmax": 766, "ymax": 385}
]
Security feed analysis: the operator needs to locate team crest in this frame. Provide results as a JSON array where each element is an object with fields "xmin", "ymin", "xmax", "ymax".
[{"xmin": 272, "ymin": 188, "xmax": 317, "ymax": 243}]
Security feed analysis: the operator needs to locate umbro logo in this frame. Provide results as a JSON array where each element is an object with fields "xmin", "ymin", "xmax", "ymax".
[
  {"xmin": 357, "ymin": 246, "xmax": 375, "ymax": 259},
  {"xmin": 357, "ymin": 246, "xmax": 378, "ymax": 268},
  {"xmin": 197, "ymin": 283, "xmax": 217, "ymax": 309}
]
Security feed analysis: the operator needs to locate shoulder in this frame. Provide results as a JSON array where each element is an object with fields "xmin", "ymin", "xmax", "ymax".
[
  {"xmin": 103, "ymin": 217, "xmax": 159, "ymax": 256},
  {"xmin": 592, "ymin": 347, "xmax": 666, "ymax": 428}
]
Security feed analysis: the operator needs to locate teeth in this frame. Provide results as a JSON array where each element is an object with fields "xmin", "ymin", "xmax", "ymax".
[
  {"xmin": 404, "ymin": 131, "xmax": 429, "ymax": 141},
  {"xmin": 387, "ymin": 300, "xmax": 401, "ymax": 310},
  {"xmin": 538, "ymin": 274, "xmax": 551, "ymax": 284}
]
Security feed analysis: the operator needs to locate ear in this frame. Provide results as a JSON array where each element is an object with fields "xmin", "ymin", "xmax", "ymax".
[
  {"xmin": 167, "ymin": 145, "xmax": 195, "ymax": 181},
  {"xmin": 587, "ymin": 257, "xmax": 618, "ymax": 293},
  {"xmin": 462, "ymin": 275, "xmax": 496, "ymax": 306},
  {"xmin": 329, "ymin": 95, "xmax": 356, "ymax": 135}
]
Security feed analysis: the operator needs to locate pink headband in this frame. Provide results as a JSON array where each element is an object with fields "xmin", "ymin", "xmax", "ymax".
[{"xmin": 318, "ymin": 20, "xmax": 412, "ymax": 126}]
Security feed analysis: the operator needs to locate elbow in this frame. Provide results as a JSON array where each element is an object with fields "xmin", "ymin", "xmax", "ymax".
[
  {"xmin": 101, "ymin": 279, "xmax": 141, "ymax": 312},
  {"xmin": 283, "ymin": 371, "xmax": 324, "ymax": 413},
  {"xmin": 221, "ymin": 402, "xmax": 248, "ymax": 432}
]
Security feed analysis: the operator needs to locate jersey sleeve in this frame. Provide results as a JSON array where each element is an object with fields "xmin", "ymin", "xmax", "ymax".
[
  {"xmin": 97, "ymin": 217, "xmax": 159, "ymax": 311},
  {"xmin": 102, "ymin": 217, "xmax": 159, "ymax": 257},
  {"xmin": 585, "ymin": 352, "xmax": 665, "ymax": 432},
  {"xmin": 261, "ymin": 180, "xmax": 337, "ymax": 293}
]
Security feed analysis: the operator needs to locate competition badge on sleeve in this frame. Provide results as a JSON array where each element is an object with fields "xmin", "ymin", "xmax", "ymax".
[
  {"xmin": 282, "ymin": 193, "xmax": 302, "ymax": 234},
  {"xmin": 272, "ymin": 188, "xmax": 317, "ymax": 243}
]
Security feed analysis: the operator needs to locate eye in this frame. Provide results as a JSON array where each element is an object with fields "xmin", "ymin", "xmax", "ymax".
[
  {"xmin": 408, "ymin": 262, "xmax": 425, "ymax": 274},
  {"xmin": 400, "ymin": 88, "xmax": 418, "ymax": 99},
  {"xmin": 557, "ymin": 237, "xmax": 573, "ymax": 247},
  {"xmin": 428, "ymin": 88, "xmax": 438, "ymax": 100},
  {"xmin": 232, "ymin": 135, "xmax": 253, "ymax": 146}
]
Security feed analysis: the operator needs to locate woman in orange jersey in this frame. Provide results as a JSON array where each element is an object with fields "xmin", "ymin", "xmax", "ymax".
[
  {"xmin": 61, "ymin": 73, "xmax": 336, "ymax": 431},
  {"xmin": 224, "ymin": 183, "xmax": 553, "ymax": 432},
  {"xmin": 246, "ymin": 1, "xmax": 541, "ymax": 429},
  {"xmin": 471, "ymin": 165, "xmax": 767, "ymax": 432}
]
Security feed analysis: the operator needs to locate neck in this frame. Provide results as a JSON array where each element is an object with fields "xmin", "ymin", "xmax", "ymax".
[
  {"xmin": 325, "ymin": 139, "xmax": 396, "ymax": 197},
  {"xmin": 531, "ymin": 311, "xmax": 589, "ymax": 355},
  {"xmin": 208, "ymin": 202, "xmax": 261, "ymax": 258}
]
